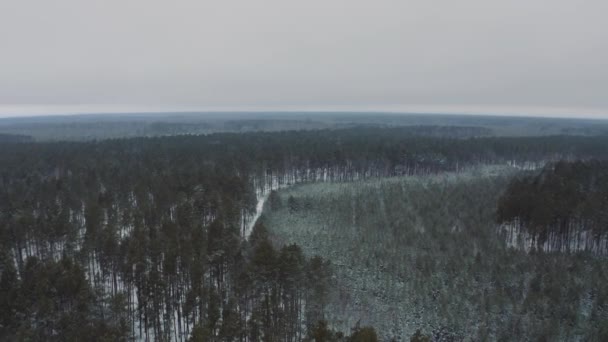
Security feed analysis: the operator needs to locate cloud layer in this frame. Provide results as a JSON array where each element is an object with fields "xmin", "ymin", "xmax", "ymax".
[{"xmin": 1, "ymin": 0, "xmax": 607, "ymax": 117}]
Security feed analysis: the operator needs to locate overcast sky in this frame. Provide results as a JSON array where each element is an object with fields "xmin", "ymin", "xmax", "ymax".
[{"xmin": 1, "ymin": 0, "xmax": 607, "ymax": 118}]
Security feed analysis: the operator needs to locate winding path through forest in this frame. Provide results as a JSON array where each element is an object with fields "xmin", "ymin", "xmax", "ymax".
[
  {"xmin": 245, "ymin": 191, "xmax": 271, "ymax": 238},
  {"xmin": 245, "ymin": 177, "xmax": 294, "ymax": 239}
]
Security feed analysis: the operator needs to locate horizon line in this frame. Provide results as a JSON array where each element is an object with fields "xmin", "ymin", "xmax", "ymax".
[{"xmin": 0, "ymin": 104, "xmax": 607, "ymax": 120}]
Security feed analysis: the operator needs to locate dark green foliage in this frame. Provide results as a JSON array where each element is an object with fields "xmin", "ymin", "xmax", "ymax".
[
  {"xmin": 308, "ymin": 320, "xmax": 337, "ymax": 341},
  {"xmin": 0, "ymin": 256, "xmax": 126, "ymax": 341},
  {"xmin": 268, "ymin": 190, "xmax": 283, "ymax": 211},
  {"xmin": 288, "ymin": 195, "xmax": 299, "ymax": 213},
  {"xmin": 189, "ymin": 323, "xmax": 212, "ymax": 342},
  {"xmin": 410, "ymin": 329, "xmax": 431, "ymax": 342},
  {"xmin": 497, "ymin": 160, "xmax": 608, "ymax": 252},
  {"xmin": 349, "ymin": 325, "xmax": 378, "ymax": 342},
  {"xmin": 306, "ymin": 320, "xmax": 380, "ymax": 342}
]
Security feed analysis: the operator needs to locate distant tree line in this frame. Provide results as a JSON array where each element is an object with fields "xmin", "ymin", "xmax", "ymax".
[{"xmin": 0, "ymin": 133, "xmax": 32, "ymax": 143}]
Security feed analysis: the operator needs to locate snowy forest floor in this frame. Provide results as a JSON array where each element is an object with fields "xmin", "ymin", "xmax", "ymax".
[{"xmin": 262, "ymin": 165, "xmax": 608, "ymax": 341}]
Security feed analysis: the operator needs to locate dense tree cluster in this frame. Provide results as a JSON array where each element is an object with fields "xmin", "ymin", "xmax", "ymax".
[
  {"xmin": 497, "ymin": 160, "xmax": 608, "ymax": 253},
  {"xmin": 1, "ymin": 127, "xmax": 608, "ymax": 340},
  {"xmin": 0, "ymin": 255, "xmax": 128, "ymax": 341},
  {"xmin": 0, "ymin": 140, "xmax": 330, "ymax": 340}
]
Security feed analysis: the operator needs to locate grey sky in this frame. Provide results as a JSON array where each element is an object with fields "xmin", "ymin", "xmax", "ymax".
[{"xmin": 1, "ymin": 0, "xmax": 607, "ymax": 118}]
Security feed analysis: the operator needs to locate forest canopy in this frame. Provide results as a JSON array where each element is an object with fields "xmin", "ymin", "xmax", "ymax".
[{"xmin": 1, "ymin": 126, "xmax": 607, "ymax": 340}]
